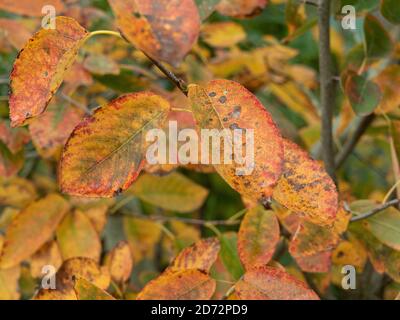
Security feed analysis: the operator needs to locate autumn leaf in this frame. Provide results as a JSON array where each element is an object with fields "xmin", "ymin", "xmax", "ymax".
[
  {"xmin": 56, "ymin": 210, "xmax": 101, "ymax": 262},
  {"xmin": 108, "ymin": 0, "xmax": 200, "ymax": 66},
  {"xmin": 105, "ymin": 241, "xmax": 133, "ymax": 284},
  {"xmin": 235, "ymin": 266, "xmax": 319, "ymax": 300},
  {"xmin": 188, "ymin": 80, "xmax": 283, "ymax": 202},
  {"xmin": 123, "ymin": 216, "xmax": 162, "ymax": 263},
  {"xmin": 272, "ymin": 138, "xmax": 338, "ymax": 226},
  {"xmin": 59, "ymin": 92, "xmax": 170, "ymax": 197},
  {"xmin": 168, "ymin": 237, "xmax": 220, "ymax": 273},
  {"xmin": 0, "ymin": 0, "xmax": 65, "ymax": 17},
  {"xmin": 201, "ymin": 22, "xmax": 246, "ymax": 48},
  {"xmin": 238, "ymin": 205, "xmax": 280, "ymax": 270},
  {"xmin": 74, "ymin": 278, "xmax": 115, "ymax": 300},
  {"xmin": 129, "ymin": 172, "xmax": 209, "ymax": 212},
  {"xmin": 195, "ymin": 0, "xmax": 221, "ymax": 20},
  {"xmin": 34, "ymin": 257, "xmax": 110, "ymax": 300},
  {"xmin": 0, "ymin": 265, "xmax": 20, "ymax": 300},
  {"xmin": 29, "ymin": 240, "xmax": 62, "ymax": 278},
  {"xmin": 0, "ymin": 194, "xmax": 70, "ymax": 269},
  {"xmin": 29, "ymin": 104, "xmax": 84, "ymax": 158},
  {"xmin": 9, "ymin": 16, "xmax": 89, "ymax": 127},
  {"xmin": 0, "ymin": 18, "xmax": 32, "ymax": 50},
  {"xmin": 216, "ymin": 0, "xmax": 267, "ymax": 18},
  {"xmin": 137, "ymin": 269, "xmax": 216, "ymax": 300}
]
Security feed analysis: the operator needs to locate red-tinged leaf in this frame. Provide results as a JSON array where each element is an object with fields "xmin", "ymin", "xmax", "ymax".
[
  {"xmin": 238, "ymin": 205, "xmax": 279, "ymax": 270},
  {"xmin": 0, "ymin": 18, "xmax": 32, "ymax": 50},
  {"xmin": 188, "ymin": 80, "xmax": 283, "ymax": 202},
  {"xmin": 137, "ymin": 269, "xmax": 216, "ymax": 300},
  {"xmin": 0, "ymin": 194, "xmax": 70, "ymax": 269},
  {"xmin": 216, "ymin": 0, "xmax": 267, "ymax": 18},
  {"xmin": 0, "ymin": 120, "xmax": 30, "ymax": 154},
  {"xmin": 292, "ymin": 251, "xmax": 332, "ymax": 273},
  {"xmin": 108, "ymin": 0, "xmax": 200, "ymax": 66},
  {"xmin": 0, "ymin": 0, "xmax": 65, "ymax": 17},
  {"xmin": 235, "ymin": 266, "xmax": 319, "ymax": 300},
  {"xmin": 9, "ymin": 16, "xmax": 89, "ymax": 127},
  {"xmin": 168, "ymin": 237, "xmax": 220, "ymax": 273},
  {"xmin": 59, "ymin": 92, "xmax": 170, "ymax": 197},
  {"xmin": 29, "ymin": 104, "xmax": 84, "ymax": 158},
  {"xmin": 272, "ymin": 138, "xmax": 338, "ymax": 226}
]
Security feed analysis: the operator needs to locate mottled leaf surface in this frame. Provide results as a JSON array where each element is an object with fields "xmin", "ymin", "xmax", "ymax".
[
  {"xmin": 108, "ymin": 0, "xmax": 200, "ymax": 66},
  {"xmin": 216, "ymin": 0, "xmax": 267, "ymax": 18},
  {"xmin": 235, "ymin": 266, "xmax": 319, "ymax": 300},
  {"xmin": 74, "ymin": 278, "xmax": 115, "ymax": 300},
  {"xmin": 9, "ymin": 17, "xmax": 88, "ymax": 127},
  {"xmin": 272, "ymin": 139, "xmax": 338, "ymax": 226},
  {"xmin": 59, "ymin": 92, "xmax": 170, "ymax": 197},
  {"xmin": 188, "ymin": 80, "xmax": 283, "ymax": 202},
  {"xmin": 238, "ymin": 206, "xmax": 279, "ymax": 270},
  {"xmin": 169, "ymin": 237, "xmax": 220, "ymax": 273},
  {"xmin": 137, "ymin": 269, "xmax": 216, "ymax": 300}
]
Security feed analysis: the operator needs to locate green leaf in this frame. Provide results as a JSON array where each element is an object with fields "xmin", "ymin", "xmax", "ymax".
[
  {"xmin": 195, "ymin": 0, "xmax": 220, "ymax": 20},
  {"xmin": 219, "ymin": 232, "xmax": 244, "ymax": 281},
  {"xmin": 364, "ymin": 13, "xmax": 393, "ymax": 59},
  {"xmin": 381, "ymin": 0, "xmax": 400, "ymax": 25},
  {"xmin": 344, "ymin": 71, "xmax": 381, "ymax": 115}
]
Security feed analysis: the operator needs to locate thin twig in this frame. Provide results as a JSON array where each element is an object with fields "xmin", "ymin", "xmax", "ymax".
[
  {"xmin": 59, "ymin": 92, "xmax": 91, "ymax": 115},
  {"xmin": 143, "ymin": 52, "xmax": 188, "ymax": 96},
  {"xmin": 350, "ymin": 199, "xmax": 400, "ymax": 222},
  {"xmin": 318, "ymin": 0, "xmax": 336, "ymax": 183},
  {"xmin": 121, "ymin": 210, "xmax": 240, "ymax": 226},
  {"xmin": 335, "ymin": 114, "xmax": 376, "ymax": 169}
]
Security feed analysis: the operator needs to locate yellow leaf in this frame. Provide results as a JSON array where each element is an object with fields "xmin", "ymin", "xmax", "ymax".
[
  {"xmin": 168, "ymin": 237, "xmax": 220, "ymax": 273},
  {"xmin": 0, "ymin": 265, "xmax": 20, "ymax": 300},
  {"xmin": 105, "ymin": 241, "xmax": 133, "ymax": 284},
  {"xmin": 0, "ymin": 194, "xmax": 70, "ymax": 269},
  {"xmin": 130, "ymin": 172, "xmax": 209, "ymax": 212},
  {"xmin": 74, "ymin": 278, "xmax": 115, "ymax": 300},
  {"xmin": 56, "ymin": 210, "xmax": 101, "ymax": 262},
  {"xmin": 272, "ymin": 138, "xmax": 338, "ymax": 226},
  {"xmin": 29, "ymin": 240, "xmax": 62, "ymax": 278},
  {"xmin": 202, "ymin": 22, "xmax": 246, "ymax": 48}
]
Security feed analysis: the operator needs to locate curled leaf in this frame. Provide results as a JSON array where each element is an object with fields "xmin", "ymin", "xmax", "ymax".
[{"xmin": 9, "ymin": 17, "xmax": 89, "ymax": 127}]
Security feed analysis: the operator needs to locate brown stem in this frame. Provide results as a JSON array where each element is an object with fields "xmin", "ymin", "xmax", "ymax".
[
  {"xmin": 335, "ymin": 114, "xmax": 376, "ymax": 169},
  {"xmin": 318, "ymin": 0, "xmax": 336, "ymax": 183},
  {"xmin": 350, "ymin": 199, "xmax": 400, "ymax": 222},
  {"xmin": 143, "ymin": 52, "xmax": 188, "ymax": 96}
]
